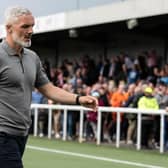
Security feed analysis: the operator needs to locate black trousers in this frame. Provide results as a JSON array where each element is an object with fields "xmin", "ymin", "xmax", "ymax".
[
  {"xmin": 141, "ymin": 120, "xmax": 153, "ymax": 147},
  {"xmin": 0, "ymin": 132, "xmax": 28, "ymax": 168}
]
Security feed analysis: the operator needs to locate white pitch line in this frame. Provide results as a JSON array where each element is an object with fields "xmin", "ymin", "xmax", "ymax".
[{"xmin": 27, "ymin": 145, "xmax": 165, "ymax": 168}]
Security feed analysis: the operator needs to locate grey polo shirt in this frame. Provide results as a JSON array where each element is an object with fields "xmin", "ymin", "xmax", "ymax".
[{"xmin": 0, "ymin": 40, "xmax": 50, "ymax": 136}]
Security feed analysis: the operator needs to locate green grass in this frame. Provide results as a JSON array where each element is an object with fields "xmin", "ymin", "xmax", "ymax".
[{"xmin": 23, "ymin": 136, "xmax": 168, "ymax": 168}]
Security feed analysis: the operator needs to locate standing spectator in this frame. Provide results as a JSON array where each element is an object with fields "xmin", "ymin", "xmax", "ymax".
[
  {"xmin": 85, "ymin": 91, "xmax": 104, "ymax": 141},
  {"xmin": 165, "ymin": 106, "xmax": 168, "ymax": 150},
  {"xmin": 99, "ymin": 85, "xmax": 112, "ymax": 143},
  {"xmin": 147, "ymin": 49, "xmax": 158, "ymax": 76},
  {"xmin": 127, "ymin": 63, "xmax": 140, "ymax": 84},
  {"xmin": 124, "ymin": 85, "xmax": 142, "ymax": 144},
  {"xmin": 108, "ymin": 57, "xmax": 116, "ymax": 79},
  {"xmin": 62, "ymin": 83, "xmax": 75, "ymax": 140},
  {"xmin": 137, "ymin": 53, "xmax": 149, "ymax": 80},
  {"xmin": 100, "ymin": 58, "xmax": 110, "ymax": 79},
  {"xmin": 155, "ymin": 82, "xmax": 168, "ymax": 149},
  {"xmin": 138, "ymin": 87, "xmax": 159, "ymax": 148},
  {"xmin": 43, "ymin": 59, "xmax": 51, "ymax": 81},
  {"xmin": 113, "ymin": 56, "xmax": 126, "ymax": 85},
  {"xmin": 30, "ymin": 89, "xmax": 47, "ymax": 136},
  {"xmin": 110, "ymin": 83, "xmax": 129, "ymax": 140},
  {"xmin": 48, "ymin": 99, "xmax": 61, "ymax": 139}
]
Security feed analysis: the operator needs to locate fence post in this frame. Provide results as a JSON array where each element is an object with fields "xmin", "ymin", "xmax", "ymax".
[
  {"xmin": 48, "ymin": 108, "xmax": 52, "ymax": 139},
  {"xmin": 63, "ymin": 109, "xmax": 67, "ymax": 141},
  {"xmin": 160, "ymin": 113, "xmax": 165, "ymax": 153},
  {"xmin": 97, "ymin": 109, "xmax": 102, "ymax": 145},
  {"xmin": 34, "ymin": 108, "xmax": 38, "ymax": 137},
  {"xmin": 137, "ymin": 112, "xmax": 142, "ymax": 150},
  {"xmin": 79, "ymin": 109, "xmax": 84, "ymax": 142},
  {"xmin": 116, "ymin": 112, "xmax": 120, "ymax": 148}
]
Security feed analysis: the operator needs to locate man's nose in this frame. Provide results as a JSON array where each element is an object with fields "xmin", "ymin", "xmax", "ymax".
[{"xmin": 28, "ymin": 26, "xmax": 33, "ymax": 34}]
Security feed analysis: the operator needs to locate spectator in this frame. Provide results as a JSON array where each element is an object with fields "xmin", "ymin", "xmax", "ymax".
[
  {"xmin": 110, "ymin": 83, "xmax": 129, "ymax": 140},
  {"xmin": 31, "ymin": 89, "xmax": 48, "ymax": 137},
  {"xmin": 43, "ymin": 59, "xmax": 51, "ymax": 80},
  {"xmin": 138, "ymin": 86, "xmax": 159, "ymax": 149},
  {"xmin": 127, "ymin": 63, "xmax": 140, "ymax": 84},
  {"xmin": 165, "ymin": 107, "xmax": 168, "ymax": 150},
  {"xmin": 155, "ymin": 82, "xmax": 168, "ymax": 149},
  {"xmin": 48, "ymin": 99, "xmax": 61, "ymax": 139},
  {"xmin": 85, "ymin": 91, "xmax": 103, "ymax": 141}
]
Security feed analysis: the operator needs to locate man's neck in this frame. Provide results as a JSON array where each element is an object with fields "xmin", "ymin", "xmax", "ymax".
[{"xmin": 5, "ymin": 37, "xmax": 23, "ymax": 55}]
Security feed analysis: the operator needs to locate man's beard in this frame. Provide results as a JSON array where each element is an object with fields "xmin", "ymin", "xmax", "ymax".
[{"xmin": 12, "ymin": 33, "xmax": 31, "ymax": 48}]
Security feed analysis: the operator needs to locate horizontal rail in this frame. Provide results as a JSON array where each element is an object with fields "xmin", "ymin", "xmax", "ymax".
[
  {"xmin": 31, "ymin": 104, "xmax": 168, "ymax": 153},
  {"xmin": 31, "ymin": 104, "xmax": 168, "ymax": 115}
]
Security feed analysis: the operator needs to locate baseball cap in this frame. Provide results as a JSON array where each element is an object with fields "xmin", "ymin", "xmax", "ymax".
[{"xmin": 144, "ymin": 87, "xmax": 153, "ymax": 94}]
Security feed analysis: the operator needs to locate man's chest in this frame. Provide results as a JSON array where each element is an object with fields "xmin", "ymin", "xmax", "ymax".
[{"xmin": 0, "ymin": 56, "xmax": 36, "ymax": 88}]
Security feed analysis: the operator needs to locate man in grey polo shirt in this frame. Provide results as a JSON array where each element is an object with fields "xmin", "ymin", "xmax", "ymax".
[{"xmin": 0, "ymin": 6, "xmax": 98, "ymax": 168}]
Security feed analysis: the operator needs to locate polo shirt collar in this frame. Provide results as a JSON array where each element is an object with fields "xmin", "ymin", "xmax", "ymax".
[{"xmin": 1, "ymin": 40, "xmax": 25, "ymax": 56}]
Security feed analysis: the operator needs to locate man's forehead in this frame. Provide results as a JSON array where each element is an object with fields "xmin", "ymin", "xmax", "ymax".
[
  {"xmin": 18, "ymin": 14, "xmax": 34, "ymax": 21},
  {"xmin": 15, "ymin": 14, "xmax": 35, "ymax": 24}
]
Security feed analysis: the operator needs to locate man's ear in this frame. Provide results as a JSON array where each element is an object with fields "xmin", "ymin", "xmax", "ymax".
[{"xmin": 6, "ymin": 25, "xmax": 12, "ymax": 33}]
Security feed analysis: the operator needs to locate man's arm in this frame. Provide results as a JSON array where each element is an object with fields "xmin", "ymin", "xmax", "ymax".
[{"xmin": 38, "ymin": 82, "xmax": 98, "ymax": 111}]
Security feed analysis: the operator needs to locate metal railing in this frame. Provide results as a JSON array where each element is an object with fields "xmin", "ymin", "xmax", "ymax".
[{"xmin": 31, "ymin": 104, "xmax": 168, "ymax": 153}]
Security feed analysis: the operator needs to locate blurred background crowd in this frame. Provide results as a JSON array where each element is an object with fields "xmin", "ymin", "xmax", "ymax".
[{"xmin": 31, "ymin": 49, "xmax": 168, "ymax": 150}]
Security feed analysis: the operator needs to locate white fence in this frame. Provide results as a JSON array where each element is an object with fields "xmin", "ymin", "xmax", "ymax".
[{"xmin": 31, "ymin": 104, "xmax": 168, "ymax": 153}]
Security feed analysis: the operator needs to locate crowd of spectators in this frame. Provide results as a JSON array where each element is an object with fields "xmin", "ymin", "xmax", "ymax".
[{"xmin": 31, "ymin": 49, "xmax": 168, "ymax": 150}]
